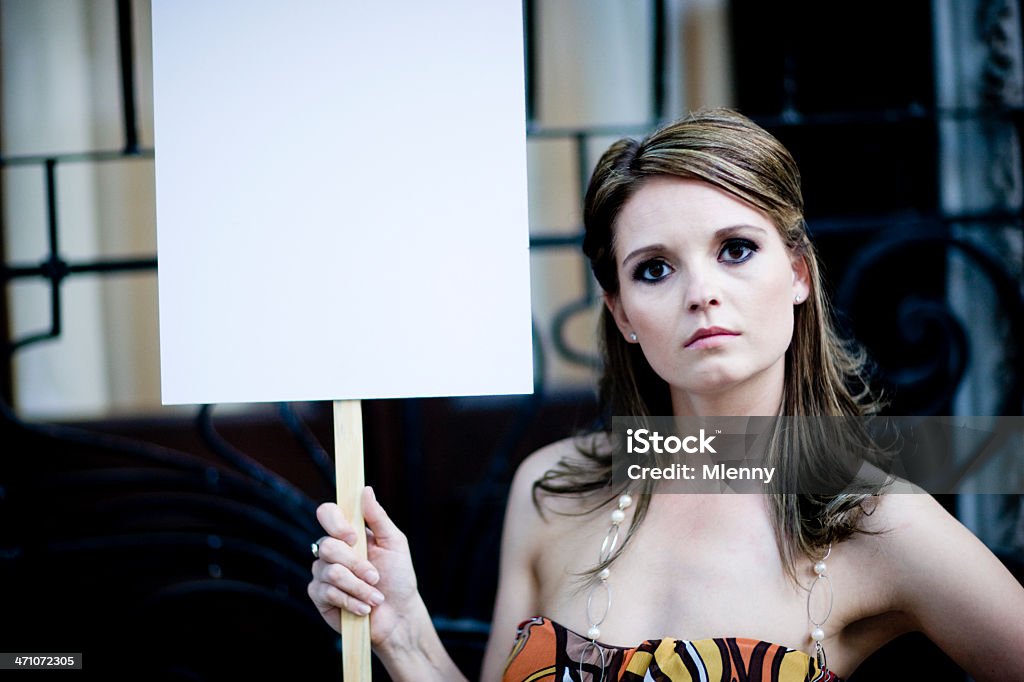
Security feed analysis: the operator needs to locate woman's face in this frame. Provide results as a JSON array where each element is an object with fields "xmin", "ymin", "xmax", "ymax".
[{"xmin": 606, "ymin": 177, "xmax": 809, "ymax": 413}]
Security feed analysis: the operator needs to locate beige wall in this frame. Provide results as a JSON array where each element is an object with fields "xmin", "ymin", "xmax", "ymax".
[
  {"xmin": 3, "ymin": 0, "xmax": 160, "ymax": 418},
  {"xmin": 527, "ymin": 0, "xmax": 733, "ymax": 391}
]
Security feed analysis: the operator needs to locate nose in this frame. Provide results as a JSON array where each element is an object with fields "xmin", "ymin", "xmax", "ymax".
[{"xmin": 684, "ymin": 269, "xmax": 720, "ymax": 312}]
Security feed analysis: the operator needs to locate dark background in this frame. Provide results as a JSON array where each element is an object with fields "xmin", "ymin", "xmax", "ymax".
[{"xmin": 2, "ymin": 1, "xmax": 1022, "ymax": 680}]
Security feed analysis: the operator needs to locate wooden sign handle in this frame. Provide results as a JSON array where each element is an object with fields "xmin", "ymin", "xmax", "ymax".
[{"xmin": 334, "ymin": 399, "xmax": 371, "ymax": 681}]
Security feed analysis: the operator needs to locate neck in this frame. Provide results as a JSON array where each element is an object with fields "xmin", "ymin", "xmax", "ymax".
[{"xmin": 669, "ymin": 361, "xmax": 785, "ymax": 417}]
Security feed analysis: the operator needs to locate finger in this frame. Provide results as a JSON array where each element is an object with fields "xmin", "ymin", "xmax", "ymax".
[
  {"xmin": 315, "ymin": 537, "xmax": 380, "ymax": 585},
  {"xmin": 361, "ymin": 486, "xmax": 406, "ymax": 547},
  {"xmin": 307, "ymin": 578, "xmax": 341, "ymax": 618},
  {"xmin": 315, "ymin": 563, "xmax": 384, "ymax": 611},
  {"xmin": 309, "ymin": 577, "xmax": 372, "ymax": 617},
  {"xmin": 316, "ymin": 502, "xmax": 358, "ymax": 545}
]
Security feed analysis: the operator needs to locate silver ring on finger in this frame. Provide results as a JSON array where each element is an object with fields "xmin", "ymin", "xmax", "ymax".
[{"xmin": 311, "ymin": 541, "xmax": 320, "ymax": 559}]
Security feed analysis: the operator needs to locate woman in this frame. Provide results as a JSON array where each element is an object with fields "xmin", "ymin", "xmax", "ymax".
[{"xmin": 308, "ymin": 109, "xmax": 1024, "ymax": 681}]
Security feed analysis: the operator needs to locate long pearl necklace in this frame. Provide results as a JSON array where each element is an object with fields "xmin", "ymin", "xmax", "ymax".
[
  {"xmin": 809, "ymin": 544, "xmax": 834, "ymax": 671},
  {"xmin": 580, "ymin": 493, "xmax": 632, "ymax": 682}
]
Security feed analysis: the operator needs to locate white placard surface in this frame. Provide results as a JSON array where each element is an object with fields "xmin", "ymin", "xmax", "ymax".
[{"xmin": 152, "ymin": 1, "xmax": 532, "ymax": 404}]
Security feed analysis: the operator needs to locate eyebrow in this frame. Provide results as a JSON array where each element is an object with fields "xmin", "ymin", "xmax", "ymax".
[{"xmin": 620, "ymin": 224, "xmax": 770, "ymax": 267}]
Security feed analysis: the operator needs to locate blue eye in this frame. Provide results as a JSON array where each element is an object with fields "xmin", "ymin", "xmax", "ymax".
[
  {"xmin": 719, "ymin": 238, "xmax": 758, "ymax": 264},
  {"xmin": 632, "ymin": 258, "xmax": 673, "ymax": 283}
]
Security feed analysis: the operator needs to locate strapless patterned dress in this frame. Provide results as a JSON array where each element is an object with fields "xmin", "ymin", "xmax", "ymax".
[{"xmin": 502, "ymin": 617, "xmax": 842, "ymax": 682}]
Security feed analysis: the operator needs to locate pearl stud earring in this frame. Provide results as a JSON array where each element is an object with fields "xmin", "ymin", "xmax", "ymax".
[{"xmin": 629, "ymin": 332, "xmax": 638, "ymax": 342}]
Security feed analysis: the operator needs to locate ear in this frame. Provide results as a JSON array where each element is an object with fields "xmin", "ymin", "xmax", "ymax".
[
  {"xmin": 603, "ymin": 292, "xmax": 637, "ymax": 342},
  {"xmin": 791, "ymin": 253, "xmax": 810, "ymax": 304}
]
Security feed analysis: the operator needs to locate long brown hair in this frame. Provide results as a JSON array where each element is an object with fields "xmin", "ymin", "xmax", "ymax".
[{"xmin": 534, "ymin": 109, "xmax": 882, "ymax": 581}]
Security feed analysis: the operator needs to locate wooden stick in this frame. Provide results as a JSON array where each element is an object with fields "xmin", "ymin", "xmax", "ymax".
[{"xmin": 334, "ymin": 399, "xmax": 372, "ymax": 681}]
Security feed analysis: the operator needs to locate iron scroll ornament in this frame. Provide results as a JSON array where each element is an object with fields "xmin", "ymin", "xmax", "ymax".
[{"xmin": 834, "ymin": 230, "xmax": 1023, "ymax": 417}]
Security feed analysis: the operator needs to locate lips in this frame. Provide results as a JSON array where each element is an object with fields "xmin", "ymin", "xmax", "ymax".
[{"xmin": 684, "ymin": 326, "xmax": 740, "ymax": 348}]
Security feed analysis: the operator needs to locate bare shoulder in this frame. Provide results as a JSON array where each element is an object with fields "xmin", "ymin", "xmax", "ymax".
[
  {"xmin": 509, "ymin": 432, "xmax": 611, "ymax": 517},
  {"xmin": 831, "ymin": 491, "xmax": 1024, "ymax": 675},
  {"xmin": 854, "ymin": 492, "xmax": 961, "ymax": 555},
  {"xmin": 513, "ymin": 432, "xmax": 609, "ymax": 481},
  {"xmin": 843, "ymin": 489, "xmax": 1019, "ymax": 643},
  {"xmin": 844, "ymin": 492, "xmax": 1024, "ymax": 679},
  {"xmin": 855, "ymin": 489, "xmax": 945, "ymax": 532},
  {"xmin": 834, "ymin": 493, "xmax": 989, "ymax": 617},
  {"xmin": 511, "ymin": 436, "xmax": 579, "ymax": 485},
  {"xmin": 845, "ymin": 493, "xmax": 965, "ymax": 575},
  {"xmin": 493, "ymin": 436, "xmax": 593, "ymax": 594},
  {"xmin": 864, "ymin": 492, "xmax": 1016, "ymax": 590}
]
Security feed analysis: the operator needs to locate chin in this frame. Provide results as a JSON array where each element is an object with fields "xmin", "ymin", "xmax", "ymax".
[{"xmin": 677, "ymin": 370, "xmax": 747, "ymax": 395}]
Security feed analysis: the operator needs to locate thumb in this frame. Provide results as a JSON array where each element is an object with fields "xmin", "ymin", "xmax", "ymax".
[{"xmin": 362, "ymin": 486, "xmax": 405, "ymax": 546}]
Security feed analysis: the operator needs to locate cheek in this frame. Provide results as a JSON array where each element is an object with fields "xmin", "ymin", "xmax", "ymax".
[
  {"xmin": 753, "ymin": 273, "xmax": 796, "ymax": 342},
  {"xmin": 628, "ymin": 307, "xmax": 669, "ymax": 338},
  {"xmin": 628, "ymin": 295, "xmax": 686, "ymax": 349},
  {"xmin": 618, "ymin": 287, "xmax": 669, "ymax": 330}
]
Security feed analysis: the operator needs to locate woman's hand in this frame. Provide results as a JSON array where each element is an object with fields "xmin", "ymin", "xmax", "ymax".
[{"xmin": 308, "ymin": 486, "xmax": 420, "ymax": 648}]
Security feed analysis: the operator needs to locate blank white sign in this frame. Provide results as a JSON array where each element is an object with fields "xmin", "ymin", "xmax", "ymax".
[{"xmin": 152, "ymin": 1, "xmax": 532, "ymax": 404}]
